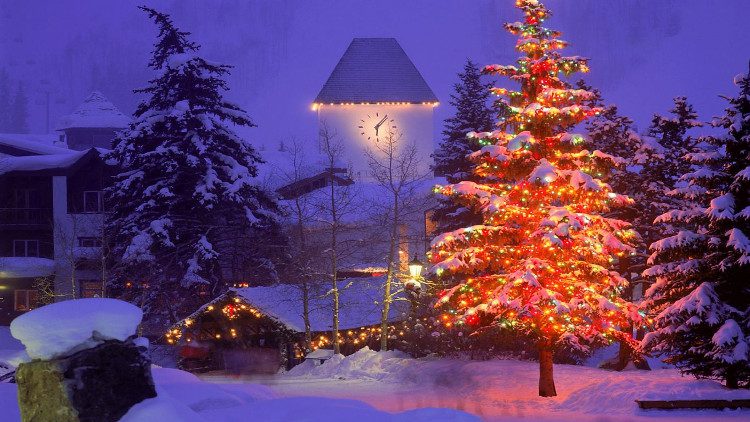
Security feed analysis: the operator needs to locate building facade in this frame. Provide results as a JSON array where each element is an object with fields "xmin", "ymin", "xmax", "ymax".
[{"xmin": 0, "ymin": 91, "xmax": 126, "ymax": 324}]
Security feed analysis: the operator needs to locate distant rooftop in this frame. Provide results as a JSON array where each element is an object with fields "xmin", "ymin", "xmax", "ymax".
[
  {"xmin": 0, "ymin": 133, "xmax": 68, "ymax": 156},
  {"xmin": 314, "ymin": 38, "xmax": 438, "ymax": 104},
  {"xmin": 0, "ymin": 257, "xmax": 55, "ymax": 279},
  {"xmin": 56, "ymin": 91, "xmax": 130, "ymax": 130},
  {"xmin": 0, "ymin": 148, "xmax": 103, "ymax": 176}
]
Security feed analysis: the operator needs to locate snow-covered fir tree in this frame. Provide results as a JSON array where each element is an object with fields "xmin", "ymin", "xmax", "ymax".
[
  {"xmin": 631, "ymin": 97, "xmax": 704, "ymax": 261},
  {"xmin": 106, "ymin": 7, "xmax": 283, "ymax": 323},
  {"xmin": 434, "ymin": 59, "xmax": 496, "ymax": 183},
  {"xmin": 644, "ymin": 96, "xmax": 703, "ymax": 193},
  {"xmin": 579, "ymin": 84, "xmax": 656, "ymax": 369},
  {"xmin": 643, "ymin": 69, "xmax": 750, "ymax": 389},
  {"xmin": 430, "ymin": 0, "xmax": 640, "ymax": 397},
  {"xmin": 432, "ymin": 59, "xmax": 496, "ymax": 233}
]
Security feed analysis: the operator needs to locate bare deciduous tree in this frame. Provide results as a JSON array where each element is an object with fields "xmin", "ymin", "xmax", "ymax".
[
  {"xmin": 365, "ymin": 129, "xmax": 429, "ymax": 351},
  {"xmin": 279, "ymin": 138, "xmax": 324, "ymax": 351},
  {"xmin": 315, "ymin": 123, "xmax": 363, "ymax": 354}
]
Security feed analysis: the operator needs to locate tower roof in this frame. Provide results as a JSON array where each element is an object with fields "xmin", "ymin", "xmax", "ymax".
[
  {"xmin": 314, "ymin": 38, "xmax": 438, "ymax": 104},
  {"xmin": 56, "ymin": 91, "xmax": 130, "ymax": 130}
]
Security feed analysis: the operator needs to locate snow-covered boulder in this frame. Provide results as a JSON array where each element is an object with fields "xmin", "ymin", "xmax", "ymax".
[
  {"xmin": 11, "ymin": 299, "xmax": 156, "ymax": 422},
  {"xmin": 10, "ymin": 298, "xmax": 142, "ymax": 360}
]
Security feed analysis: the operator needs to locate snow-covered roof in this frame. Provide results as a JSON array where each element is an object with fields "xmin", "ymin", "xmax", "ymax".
[
  {"xmin": 0, "ymin": 149, "xmax": 89, "ymax": 176},
  {"xmin": 0, "ymin": 257, "xmax": 55, "ymax": 279},
  {"xmin": 314, "ymin": 38, "xmax": 438, "ymax": 104},
  {"xmin": 0, "ymin": 133, "xmax": 69, "ymax": 156},
  {"xmin": 56, "ymin": 91, "xmax": 130, "ymax": 130},
  {"xmin": 233, "ymin": 276, "xmax": 408, "ymax": 332}
]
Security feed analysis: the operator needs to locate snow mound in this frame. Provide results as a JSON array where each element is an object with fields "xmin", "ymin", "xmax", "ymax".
[
  {"xmin": 119, "ymin": 366, "xmax": 478, "ymax": 421},
  {"xmin": 560, "ymin": 369, "xmax": 750, "ymax": 414},
  {"xmin": 10, "ymin": 298, "xmax": 142, "ymax": 360},
  {"xmin": 287, "ymin": 347, "xmax": 412, "ymax": 381}
]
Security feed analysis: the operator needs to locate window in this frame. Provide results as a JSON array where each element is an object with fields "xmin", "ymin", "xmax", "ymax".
[
  {"xmin": 83, "ymin": 191, "xmax": 103, "ymax": 213},
  {"xmin": 14, "ymin": 290, "xmax": 38, "ymax": 312},
  {"xmin": 13, "ymin": 240, "xmax": 39, "ymax": 257},
  {"xmin": 14, "ymin": 189, "xmax": 36, "ymax": 208},
  {"xmin": 13, "ymin": 189, "xmax": 38, "ymax": 208},
  {"xmin": 79, "ymin": 280, "xmax": 103, "ymax": 298},
  {"xmin": 78, "ymin": 237, "xmax": 102, "ymax": 247}
]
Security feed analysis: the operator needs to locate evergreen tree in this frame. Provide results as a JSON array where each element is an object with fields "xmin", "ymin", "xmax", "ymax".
[
  {"xmin": 107, "ymin": 7, "xmax": 283, "ymax": 324},
  {"xmin": 10, "ymin": 82, "xmax": 28, "ymax": 133},
  {"xmin": 579, "ymin": 82, "xmax": 658, "ymax": 266},
  {"xmin": 580, "ymin": 83, "xmax": 655, "ymax": 369},
  {"xmin": 432, "ymin": 59, "xmax": 495, "ymax": 233},
  {"xmin": 430, "ymin": 0, "xmax": 640, "ymax": 397},
  {"xmin": 643, "ymin": 68, "xmax": 750, "ymax": 389},
  {"xmin": 645, "ymin": 96, "xmax": 702, "ymax": 191}
]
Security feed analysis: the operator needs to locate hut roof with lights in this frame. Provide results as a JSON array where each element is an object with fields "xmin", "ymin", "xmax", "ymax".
[{"xmin": 165, "ymin": 276, "xmax": 409, "ymax": 351}]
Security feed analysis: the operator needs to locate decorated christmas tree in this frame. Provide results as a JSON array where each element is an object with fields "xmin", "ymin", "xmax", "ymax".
[
  {"xmin": 429, "ymin": 0, "xmax": 641, "ymax": 396},
  {"xmin": 643, "ymin": 68, "xmax": 750, "ymax": 389}
]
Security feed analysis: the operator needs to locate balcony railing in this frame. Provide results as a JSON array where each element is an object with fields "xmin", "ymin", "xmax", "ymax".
[{"xmin": 0, "ymin": 208, "xmax": 52, "ymax": 226}]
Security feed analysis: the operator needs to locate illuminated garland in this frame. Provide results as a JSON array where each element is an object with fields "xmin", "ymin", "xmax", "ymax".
[
  {"xmin": 164, "ymin": 292, "xmax": 428, "ymax": 351},
  {"xmin": 165, "ymin": 295, "xmax": 266, "ymax": 344}
]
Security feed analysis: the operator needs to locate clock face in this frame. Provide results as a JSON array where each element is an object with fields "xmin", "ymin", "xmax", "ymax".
[{"xmin": 357, "ymin": 112, "xmax": 397, "ymax": 143}]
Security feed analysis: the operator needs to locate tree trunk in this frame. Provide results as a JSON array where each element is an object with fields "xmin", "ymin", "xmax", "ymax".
[
  {"xmin": 610, "ymin": 338, "xmax": 650, "ymax": 371},
  {"xmin": 538, "ymin": 342, "xmax": 557, "ymax": 397},
  {"xmin": 726, "ymin": 367, "xmax": 738, "ymax": 389},
  {"xmin": 330, "ymin": 178, "xmax": 340, "ymax": 355},
  {"xmin": 295, "ymin": 200, "xmax": 312, "ymax": 352},
  {"xmin": 302, "ymin": 280, "xmax": 312, "ymax": 351},
  {"xmin": 380, "ymin": 197, "xmax": 399, "ymax": 351}
]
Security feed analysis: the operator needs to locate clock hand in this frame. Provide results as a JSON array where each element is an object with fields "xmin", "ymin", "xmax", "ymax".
[
  {"xmin": 375, "ymin": 115, "xmax": 388, "ymax": 129},
  {"xmin": 374, "ymin": 115, "xmax": 389, "ymax": 137}
]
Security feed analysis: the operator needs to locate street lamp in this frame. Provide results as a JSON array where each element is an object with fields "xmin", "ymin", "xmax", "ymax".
[{"xmin": 408, "ymin": 254, "xmax": 424, "ymax": 279}]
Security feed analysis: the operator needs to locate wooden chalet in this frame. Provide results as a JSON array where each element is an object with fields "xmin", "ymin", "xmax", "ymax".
[{"xmin": 165, "ymin": 275, "xmax": 409, "ymax": 374}]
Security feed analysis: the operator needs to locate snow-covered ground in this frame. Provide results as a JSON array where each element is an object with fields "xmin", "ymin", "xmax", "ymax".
[
  {"xmin": 0, "ymin": 364, "xmax": 476, "ymax": 422},
  {"xmin": 204, "ymin": 347, "xmax": 750, "ymax": 422},
  {"xmin": 121, "ymin": 366, "xmax": 477, "ymax": 422},
  {"xmin": 0, "ymin": 324, "xmax": 747, "ymax": 421},
  {"xmin": 0, "ymin": 324, "xmax": 476, "ymax": 421}
]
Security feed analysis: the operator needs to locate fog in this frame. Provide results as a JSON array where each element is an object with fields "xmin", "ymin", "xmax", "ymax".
[{"xmin": 1, "ymin": 0, "xmax": 748, "ymax": 145}]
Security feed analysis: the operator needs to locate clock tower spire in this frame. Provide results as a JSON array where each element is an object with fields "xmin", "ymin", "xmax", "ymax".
[{"xmin": 312, "ymin": 38, "xmax": 438, "ymax": 180}]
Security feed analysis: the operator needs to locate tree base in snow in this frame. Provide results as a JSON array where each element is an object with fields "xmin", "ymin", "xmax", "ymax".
[
  {"xmin": 16, "ymin": 338, "xmax": 156, "ymax": 422},
  {"xmin": 599, "ymin": 342, "xmax": 651, "ymax": 371}
]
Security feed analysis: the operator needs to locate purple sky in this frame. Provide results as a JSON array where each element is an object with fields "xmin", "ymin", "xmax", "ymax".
[{"xmin": 2, "ymin": 0, "xmax": 748, "ymax": 146}]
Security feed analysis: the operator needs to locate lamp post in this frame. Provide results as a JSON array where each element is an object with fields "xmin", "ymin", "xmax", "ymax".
[
  {"xmin": 405, "ymin": 255, "xmax": 425, "ymax": 317},
  {"xmin": 408, "ymin": 254, "xmax": 424, "ymax": 279}
]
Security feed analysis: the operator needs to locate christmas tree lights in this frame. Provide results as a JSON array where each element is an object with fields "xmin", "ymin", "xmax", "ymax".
[{"xmin": 429, "ymin": 0, "xmax": 641, "ymax": 397}]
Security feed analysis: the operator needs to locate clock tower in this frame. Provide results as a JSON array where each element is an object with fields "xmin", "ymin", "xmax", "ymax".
[{"xmin": 312, "ymin": 38, "xmax": 438, "ymax": 180}]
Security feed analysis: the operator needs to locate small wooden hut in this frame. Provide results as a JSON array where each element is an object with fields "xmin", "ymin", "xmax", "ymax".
[{"xmin": 166, "ymin": 275, "xmax": 408, "ymax": 374}]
